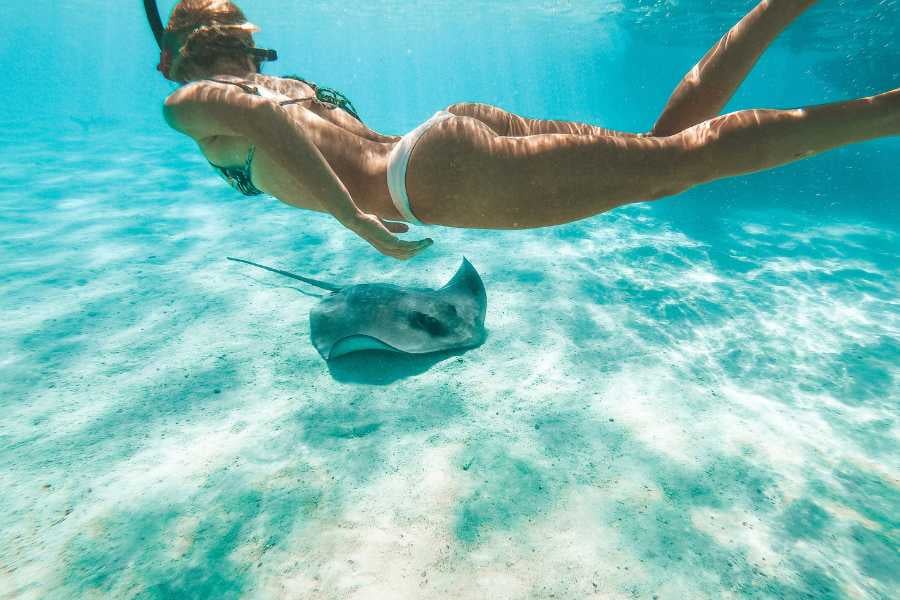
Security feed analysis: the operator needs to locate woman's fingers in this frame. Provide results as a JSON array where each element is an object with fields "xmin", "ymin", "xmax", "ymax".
[
  {"xmin": 351, "ymin": 213, "xmax": 432, "ymax": 259},
  {"xmin": 373, "ymin": 236, "xmax": 433, "ymax": 260}
]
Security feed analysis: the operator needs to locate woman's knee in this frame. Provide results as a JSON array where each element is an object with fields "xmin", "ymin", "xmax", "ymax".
[
  {"xmin": 446, "ymin": 102, "xmax": 495, "ymax": 118},
  {"xmin": 661, "ymin": 129, "xmax": 724, "ymax": 188},
  {"xmin": 445, "ymin": 102, "xmax": 471, "ymax": 114},
  {"xmin": 446, "ymin": 103, "xmax": 518, "ymax": 135}
]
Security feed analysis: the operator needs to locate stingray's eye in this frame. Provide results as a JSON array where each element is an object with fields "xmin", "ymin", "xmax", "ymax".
[{"xmin": 409, "ymin": 311, "xmax": 450, "ymax": 336}]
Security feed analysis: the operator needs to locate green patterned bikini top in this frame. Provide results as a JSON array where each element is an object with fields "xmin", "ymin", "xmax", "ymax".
[{"xmin": 281, "ymin": 75, "xmax": 361, "ymax": 122}]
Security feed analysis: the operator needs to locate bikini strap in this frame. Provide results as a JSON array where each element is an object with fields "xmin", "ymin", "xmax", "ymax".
[
  {"xmin": 207, "ymin": 78, "xmax": 261, "ymax": 95},
  {"xmin": 206, "ymin": 78, "xmax": 315, "ymax": 107},
  {"xmin": 277, "ymin": 98, "xmax": 314, "ymax": 107}
]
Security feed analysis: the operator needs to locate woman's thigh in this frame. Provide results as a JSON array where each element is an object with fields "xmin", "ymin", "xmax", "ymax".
[
  {"xmin": 408, "ymin": 115, "xmax": 692, "ymax": 229},
  {"xmin": 446, "ymin": 102, "xmax": 642, "ymax": 137}
]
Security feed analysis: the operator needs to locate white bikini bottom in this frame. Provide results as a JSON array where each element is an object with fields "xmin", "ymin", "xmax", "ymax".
[{"xmin": 386, "ymin": 110, "xmax": 455, "ymax": 225}]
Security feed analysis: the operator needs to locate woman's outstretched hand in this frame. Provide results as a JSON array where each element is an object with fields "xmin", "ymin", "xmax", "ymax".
[{"xmin": 348, "ymin": 212, "xmax": 433, "ymax": 260}]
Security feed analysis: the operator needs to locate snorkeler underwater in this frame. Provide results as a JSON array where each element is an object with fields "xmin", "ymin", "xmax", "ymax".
[
  {"xmin": 153, "ymin": 0, "xmax": 897, "ymax": 259},
  {"xmin": 0, "ymin": 1, "xmax": 896, "ymax": 598}
]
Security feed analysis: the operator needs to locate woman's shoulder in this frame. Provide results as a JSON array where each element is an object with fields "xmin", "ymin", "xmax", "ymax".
[
  {"xmin": 164, "ymin": 80, "xmax": 230, "ymax": 109},
  {"xmin": 163, "ymin": 80, "xmax": 266, "ymax": 139},
  {"xmin": 165, "ymin": 76, "xmax": 311, "ymax": 107},
  {"xmin": 163, "ymin": 78, "xmax": 273, "ymax": 121}
]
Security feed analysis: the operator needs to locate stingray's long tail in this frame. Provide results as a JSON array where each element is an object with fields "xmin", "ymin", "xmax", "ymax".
[{"xmin": 226, "ymin": 257, "xmax": 343, "ymax": 292}]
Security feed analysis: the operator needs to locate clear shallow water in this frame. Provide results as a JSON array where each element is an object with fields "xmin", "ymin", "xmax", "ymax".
[{"xmin": 1, "ymin": 1, "xmax": 898, "ymax": 599}]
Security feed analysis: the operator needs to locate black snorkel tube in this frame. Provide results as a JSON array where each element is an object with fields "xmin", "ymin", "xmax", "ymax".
[
  {"xmin": 143, "ymin": 0, "xmax": 279, "ymax": 61},
  {"xmin": 144, "ymin": 0, "xmax": 165, "ymax": 50}
]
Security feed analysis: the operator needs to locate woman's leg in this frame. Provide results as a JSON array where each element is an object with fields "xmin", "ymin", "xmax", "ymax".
[
  {"xmin": 448, "ymin": 1, "xmax": 814, "ymax": 138},
  {"xmin": 675, "ymin": 89, "xmax": 900, "ymax": 184},
  {"xmin": 651, "ymin": 0, "xmax": 816, "ymax": 136},
  {"xmin": 411, "ymin": 89, "xmax": 898, "ymax": 229}
]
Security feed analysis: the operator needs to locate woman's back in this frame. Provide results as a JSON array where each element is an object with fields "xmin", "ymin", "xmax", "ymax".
[{"xmin": 171, "ymin": 74, "xmax": 400, "ymax": 216}]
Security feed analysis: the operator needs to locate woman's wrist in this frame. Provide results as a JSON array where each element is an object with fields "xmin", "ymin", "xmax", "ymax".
[{"xmin": 341, "ymin": 210, "xmax": 374, "ymax": 233}]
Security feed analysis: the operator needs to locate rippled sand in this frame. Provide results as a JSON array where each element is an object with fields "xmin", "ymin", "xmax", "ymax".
[{"xmin": 1, "ymin": 127, "xmax": 897, "ymax": 599}]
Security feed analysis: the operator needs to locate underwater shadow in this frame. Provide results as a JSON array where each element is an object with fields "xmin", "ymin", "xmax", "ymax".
[{"xmin": 325, "ymin": 348, "xmax": 470, "ymax": 385}]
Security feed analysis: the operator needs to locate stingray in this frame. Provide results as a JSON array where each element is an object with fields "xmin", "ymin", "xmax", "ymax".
[{"xmin": 227, "ymin": 257, "xmax": 488, "ymax": 360}]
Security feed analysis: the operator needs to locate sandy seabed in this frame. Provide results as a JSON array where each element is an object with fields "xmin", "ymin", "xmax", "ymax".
[{"xmin": 0, "ymin": 127, "xmax": 897, "ymax": 599}]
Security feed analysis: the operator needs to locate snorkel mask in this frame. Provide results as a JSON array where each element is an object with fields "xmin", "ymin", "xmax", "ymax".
[{"xmin": 144, "ymin": 0, "xmax": 278, "ymax": 80}]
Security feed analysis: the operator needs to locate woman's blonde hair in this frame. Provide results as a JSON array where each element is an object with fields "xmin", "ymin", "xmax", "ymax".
[{"xmin": 165, "ymin": 0, "xmax": 261, "ymax": 79}]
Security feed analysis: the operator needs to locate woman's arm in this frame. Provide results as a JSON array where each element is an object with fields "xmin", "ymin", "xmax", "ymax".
[{"xmin": 163, "ymin": 82, "xmax": 432, "ymax": 260}]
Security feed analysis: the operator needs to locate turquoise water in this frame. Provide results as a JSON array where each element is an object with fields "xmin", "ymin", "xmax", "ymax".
[{"xmin": 1, "ymin": 1, "xmax": 898, "ymax": 598}]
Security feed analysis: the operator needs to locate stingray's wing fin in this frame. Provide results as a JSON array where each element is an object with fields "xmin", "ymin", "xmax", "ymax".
[
  {"xmin": 440, "ymin": 258, "xmax": 486, "ymax": 306},
  {"xmin": 227, "ymin": 257, "xmax": 343, "ymax": 292}
]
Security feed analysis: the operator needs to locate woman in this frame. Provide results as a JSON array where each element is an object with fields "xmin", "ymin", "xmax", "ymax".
[{"xmin": 160, "ymin": 0, "xmax": 898, "ymax": 259}]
